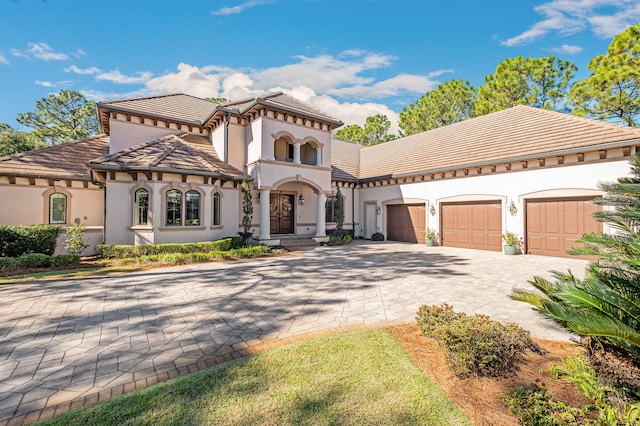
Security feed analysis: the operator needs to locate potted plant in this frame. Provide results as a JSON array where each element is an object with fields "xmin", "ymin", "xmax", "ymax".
[
  {"xmin": 501, "ymin": 232, "xmax": 519, "ymax": 255},
  {"xmin": 240, "ymin": 175, "xmax": 254, "ymax": 243},
  {"xmin": 425, "ymin": 229, "xmax": 436, "ymax": 246}
]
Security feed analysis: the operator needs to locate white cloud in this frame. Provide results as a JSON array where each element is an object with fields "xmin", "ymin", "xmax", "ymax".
[
  {"xmin": 78, "ymin": 51, "xmax": 445, "ymax": 131},
  {"xmin": 96, "ymin": 69, "xmax": 153, "ymax": 84},
  {"xmin": 0, "ymin": 52, "xmax": 8, "ymax": 65},
  {"xmin": 65, "ymin": 65, "xmax": 101, "ymax": 75},
  {"xmin": 144, "ymin": 63, "xmax": 221, "ymax": 96},
  {"xmin": 549, "ymin": 43, "xmax": 584, "ymax": 54},
  {"xmin": 503, "ymin": 0, "xmax": 640, "ymax": 46},
  {"xmin": 212, "ymin": 0, "xmax": 275, "ymax": 16},
  {"xmin": 18, "ymin": 42, "xmax": 69, "ymax": 61},
  {"xmin": 35, "ymin": 80, "xmax": 72, "ymax": 88}
]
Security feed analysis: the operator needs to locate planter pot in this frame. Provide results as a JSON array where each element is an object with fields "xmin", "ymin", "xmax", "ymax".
[
  {"xmin": 503, "ymin": 244, "xmax": 517, "ymax": 255},
  {"xmin": 239, "ymin": 232, "xmax": 254, "ymax": 243},
  {"xmin": 425, "ymin": 239, "xmax": 435, "ymax": 247}
]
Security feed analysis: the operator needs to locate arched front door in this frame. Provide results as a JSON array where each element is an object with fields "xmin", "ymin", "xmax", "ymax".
[{"xmin": 270, "ymin": 193, "xmax": 295, "ymax": 234}]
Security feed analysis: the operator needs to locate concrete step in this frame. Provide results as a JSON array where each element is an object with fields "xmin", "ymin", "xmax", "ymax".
[{"xmin": 278, "ymin": 235, "xmax": 320, "ymax": 251}]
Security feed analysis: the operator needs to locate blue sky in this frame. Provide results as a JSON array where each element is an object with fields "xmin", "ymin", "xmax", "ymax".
[{"xmin": 1, "ymin": 0, "xmax": 638, "ymax": 134}]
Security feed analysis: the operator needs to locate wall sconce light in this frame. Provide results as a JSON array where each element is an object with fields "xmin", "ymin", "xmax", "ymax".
[
  {"xmin": 508, "ymin": 200, "xmax": 518, "ymax": 216},
  {"xmin": 376, "ymin": 205, "xmax": 381, "ymax": 214},
  {"xmin": 429, "ymin": 204, "xmax": 436, "ymax": 216},
  {"xmin": 298, "ymin": 195, "xmax": 305, "ymax": 205}
]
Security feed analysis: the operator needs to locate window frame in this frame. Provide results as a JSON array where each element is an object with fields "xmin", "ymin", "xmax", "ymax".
[
  {"xmin": 166, "ymin": 189, "xmax": 183, "ymax": 226},
  {"xmin": 325, "ymin": 195, "xmax": 337, "ymax": 223},
  {"xmin": 213, "ymin": 191, "xmax": 221, "ymax": 226},
  {"xmin": 134, "ymin": 188, "xmax": 150, "ymax": 226},
  {"xmin": 185, "ymin": 190, "xmax": 201, "ymax": 226},
  {"xmin": 49, "ymin": 193, "xmax": 68, "ymax": 225}
]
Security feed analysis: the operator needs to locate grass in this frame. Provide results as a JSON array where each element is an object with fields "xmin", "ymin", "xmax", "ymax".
[
  {"xmin": 0, "ymin": 265, "xmax": 140, "ymax": 284},
  {"xmin": 37, "ymin": 329, "xmax": 471, "ymax": 426}
]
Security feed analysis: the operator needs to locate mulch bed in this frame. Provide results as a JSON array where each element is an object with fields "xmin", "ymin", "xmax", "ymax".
[{"xmin": 387, "ymin": 323, "xmax": 588, "ymax": 426}]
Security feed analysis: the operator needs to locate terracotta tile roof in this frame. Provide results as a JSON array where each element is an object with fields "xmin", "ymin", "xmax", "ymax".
[
  {"xmin": 0, "ymin": 135, "xmax": 109, "ymax": 180},
  {"xmin": 88, "ymin": 134, "xmax": 244, "ymax": 180},
  {"xmin": 221, "ymin": 92, "xmax": 343, "ymax": 125},
  {"xmin": 358, "ymin": 105, "xmax": 640, "ymax": 180},
  {"xmin": 98, "ymin": 94, "xmax": 218, "ymax": 125},
  {"xmin": 331, "ymin": 138, "xmax": 362, "ymax": 181}
]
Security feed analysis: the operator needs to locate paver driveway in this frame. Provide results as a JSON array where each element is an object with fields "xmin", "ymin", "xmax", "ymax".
[{"xmin": 0, "ymin": 241, "xmax": 590, "ymax": 424}]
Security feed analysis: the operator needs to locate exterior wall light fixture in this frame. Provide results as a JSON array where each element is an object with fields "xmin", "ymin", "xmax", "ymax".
[
  {"xmin": 508, "ymin": 200, "xmax": 518, "ymax": 216},
  {"xmin": 298, "ymin": 195, "xmax": 305, "ymax": 205},
  {"xmin": 429, "ymin": 204, "xmax": 436, "ymax": 216}
]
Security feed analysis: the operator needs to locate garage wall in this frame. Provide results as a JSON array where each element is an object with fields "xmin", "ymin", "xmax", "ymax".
[{"xmin": 356, "ymin": 160, "xmax": 630, "ymax": 247}]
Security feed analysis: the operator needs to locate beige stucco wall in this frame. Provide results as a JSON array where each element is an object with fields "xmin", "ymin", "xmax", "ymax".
[
  {"xmin": 356, "ymin": 159, "xmax": 631, "ymax": 242},
  {"xmin": 109, "ymin": 120, "xmax": 183, "ymax": 154},
  {"xmin": 0, "ymin": 178, "xmax": 105, "ymax": 254},
  {"xmin": 104, "ymin": 173, "xmax": 240, "ymax": 246}
]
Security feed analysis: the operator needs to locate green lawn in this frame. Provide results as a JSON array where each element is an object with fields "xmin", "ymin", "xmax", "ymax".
[{"xmin": 38, "ymin": 329, "xmax": 470, "ymax": 425}]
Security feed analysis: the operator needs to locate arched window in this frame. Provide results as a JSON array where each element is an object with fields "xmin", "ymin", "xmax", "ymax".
[
  {"xmin": 134, "ymin": 188, "xmax": 149, "ymax": 226},
  {"xmin": 185, "ymin": 190, "xmax": 200, "ymax": 226},
  {"xmin": 49, "ymin": 193, "xmax": 67, "ymax": 224},
  {"xmin": 166, "ymin": 189, "xmax": 182, "ymax": 226},
  {"xmin": 213, "ymin": 192, "xmax": 221, "ymax": 226}
]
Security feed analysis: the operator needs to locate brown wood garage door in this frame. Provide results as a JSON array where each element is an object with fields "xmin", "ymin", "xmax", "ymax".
[
  {"xmin": 441, "ymin": 202, "xmax": 502, "ymax": 251},
  {"xmin": 526, "ymin": 198, "xmax": 602, "ymax": 258},
  {"xmin": 387, "ymin": 204, "xmax": 426, "ymax": 244}
]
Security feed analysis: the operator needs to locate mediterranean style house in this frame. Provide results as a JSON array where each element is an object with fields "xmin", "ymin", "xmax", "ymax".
[{"xmin": 1, "ymin": 92, "xmax": 640, "ymax": 258}]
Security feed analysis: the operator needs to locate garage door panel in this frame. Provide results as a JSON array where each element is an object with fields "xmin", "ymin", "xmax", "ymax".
[
  {"xmin": 387, "ymin": 204, "xmax": 426, "ymax": 244},
  {"xmin": 441, "ymin": 202, "xmax": 502, "ymax": 251},
  {"xmin": 526, "ymin": 198, "xmax": 602, "ymax": 258}
]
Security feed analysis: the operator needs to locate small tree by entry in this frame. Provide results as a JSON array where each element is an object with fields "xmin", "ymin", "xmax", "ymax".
[
  {"xmin": 241, "ymin": 175, "xmax": 253, "ymax": 236},
  {"xmin": 335, "ymin": 186, "xmax": 345, "ymax": 232}
]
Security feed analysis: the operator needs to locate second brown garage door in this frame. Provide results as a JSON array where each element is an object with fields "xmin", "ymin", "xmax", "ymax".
[
  {"xmin": 387, "ymin": 204, "xmax": 426, "ymax": 244},
  {"xmin": 441, "ymin": 201, "xmax": 502, "ymax": 251},
  {"xmin": 526, "ymin": 198, "xmax": 602, "ymax": 258}
]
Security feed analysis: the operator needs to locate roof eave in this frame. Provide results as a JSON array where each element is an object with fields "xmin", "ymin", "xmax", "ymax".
[
  {"xmin": 362, "ymin": 138, "xmax": 640, "ymax": 181},
  {"xmin": 87, "ymin": 163, "xmax": 244, "ymax": 181}
]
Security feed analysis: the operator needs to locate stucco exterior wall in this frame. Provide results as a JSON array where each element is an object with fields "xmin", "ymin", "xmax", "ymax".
[
  {"xmin": 356, "ymin": 159, "xmax": 631, "ymax": 241},
  {"xmin": 228, "ymin": 122, "xmax": 246, "ymax": 171},
  {"xmin": 0, "ymin": 178, "xmax": 105, "ymax": 254},
  {"xmin": 104, "ymin": 173, "xmax": 240, "ymax": 246},
  {"xmin": 109, "ymin": 120, "xmax": 182, "ymax": 154}
]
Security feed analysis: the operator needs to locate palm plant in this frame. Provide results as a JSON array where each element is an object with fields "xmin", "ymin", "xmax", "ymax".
[{"xmin": 512, "ymin": 156, "xmax": 640, "ymax": 362}]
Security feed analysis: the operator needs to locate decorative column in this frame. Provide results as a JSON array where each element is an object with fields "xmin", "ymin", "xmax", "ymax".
[
  {"xmin": 315, "ymin": 192, "xmax": 326, "ymax": 237},
  {"xmin": 259, "ymin": 189, "xmax": 271, "ymax": 240},
  {"xmin": 315, "ymin": 146, "xmax": 322, "ymax": 166},
  {"xmin": 292, "ymin": 142, "xmax": 301, "ymax": 164}
]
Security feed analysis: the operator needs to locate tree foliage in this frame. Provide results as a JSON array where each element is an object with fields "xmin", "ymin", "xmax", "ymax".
[
  {"xmin": 16, "ymin": 90, "xmax": 99, "ymax": 145},
  {"xmin": 475, "ymin": 56, "xmax": 576, "ymax": 116},
  {"xmin": 334, "ymin": 114, "xmax": 396, "ymax": 146},
  {"xmin": 0, "ymin": 125, "xmax": 44, "ymax": 157},
  {"xmin": 399, "ymin": 79, "xmax": 476, "ymax": 136},
  {"xmin": 335, "ymin": 186, "xmax": 344, "ymax": 231},
  {"xmin": 512, "ymin": 156, "xmax": 640, "ymax": 362},
  {"xmin": 241, "ymin": 175, "xmax": 253, "ymax": 234},
  {"xmin": 570, "ymin": 23, "xmax": 640, "ymax": 127}
]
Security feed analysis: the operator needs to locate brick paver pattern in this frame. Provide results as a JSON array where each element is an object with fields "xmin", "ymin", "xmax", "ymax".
[{"xmin": 0, "ymin": 241, "xmax": 589, "ymax": 424}]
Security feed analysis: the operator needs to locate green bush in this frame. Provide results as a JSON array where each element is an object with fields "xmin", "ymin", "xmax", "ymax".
[
  {"xmin": 503, "ymin": 384, "xmax": 585, "ymax": 425},
  {"xmin": 97, "ymin": 238, "xmax": 233, "ymax": 259},
  {"xmin": 416, "ymin": 304, "xmax": 543, "ymax": 377},
  {"xmin": 0, "ymin": 225, "xmax": 60, "ymax": 257},
  {"xmin": 51, "ymin": 254, "xmax": 81, "ymax": 268},
  {"xmin": 17, "ymin": 253, "xmax": 52, "ymax": 269},
  {"xmin": 230, "ymin": 235, "xmax": 243, "ymax": 249},
  {"xmin": 0, "ymin": 257, "xmax": 19, "ymax": 272}
]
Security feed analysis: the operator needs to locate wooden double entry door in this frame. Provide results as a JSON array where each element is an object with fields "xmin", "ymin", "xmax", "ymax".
[{"xmin": 270, "ymin": 193, "xmax": 295, "ymax": 234}]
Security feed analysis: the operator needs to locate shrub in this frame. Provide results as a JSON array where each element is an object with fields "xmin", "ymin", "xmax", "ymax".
[
  {"xmin": 230, "ymin": 235, "xmax": 243, "ymax": 249},
  {"xmin": 51, "ymin": 254, "xmax": 81, "ymax": 268},
  {"xmin": 0, "ymin": 225, "xmax": 60, "ymax": 257},
  {"xmin": 371, "ymin": 232, "xmax": 384, "ymax": 241},
  {"xmin": 503, "ymin": 384, "xmax": 585, "ymax": 425},
  {"xmin": 64, "ymin": 225, "xmax": 89, "ymax": 255},
  {"xmin": 327, "ymin": 234, "xmax": 352, "ymax": 246},
  {"xmin": 416, "ymin": 304, "xmax": 542, "ymax": 377},
  {"xmin": 0, "ymin": 257, "xmax": 19, "ymax": 272},
  {"xmin": 17, "ymin": 253, "xmax": 52, "ymax": 269},
  {"xmin": 97, "ymin": 238, "xmax": 233, "ymax": 259}
]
